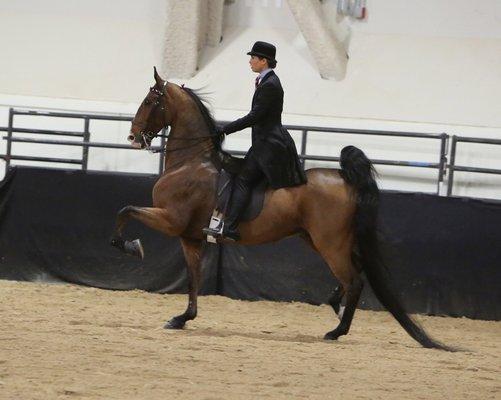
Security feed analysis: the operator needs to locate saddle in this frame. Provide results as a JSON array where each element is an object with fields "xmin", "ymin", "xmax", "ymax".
[{"xmin": 207, "ymin": 150, "xmax": 268, "ymax": 239}]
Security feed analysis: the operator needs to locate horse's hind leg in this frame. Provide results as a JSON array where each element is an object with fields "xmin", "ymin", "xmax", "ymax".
[
  {"xmin": 324, "ymin": 271, "xmax": 363, "ymax": 340},
  {"xmin": 328, "ymin": 285, "xmax": 346, "ymax": 320},
  {"xmin": 110, "ymin": 206, "xmax": 178, "ymax": 259},
  {"xmin": 301, "ymin": 232, "xmax": 346, "ymax": 321},
  {"xmin": 312, "ymin": 234, "xmax": 363, "ymax": 340},
  {"xmin": 165, "ymin": 238, "xmax": 203, "ymax": 330}
]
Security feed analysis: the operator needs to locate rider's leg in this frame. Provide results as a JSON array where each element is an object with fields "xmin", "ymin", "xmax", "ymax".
[{"xmin": 223, "ymin": 156, "xmax": 264, "ymax": 240}]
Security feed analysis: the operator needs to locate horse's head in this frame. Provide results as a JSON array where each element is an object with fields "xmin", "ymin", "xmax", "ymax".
[{"xmin": 129, "ymin": 67, "xmax": 173, "ymax": 149}]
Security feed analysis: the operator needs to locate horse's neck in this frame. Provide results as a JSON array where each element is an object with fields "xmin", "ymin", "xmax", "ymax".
[
  {"xmin": 163, "ymin": 117, "xmax": 214, "ymax": 171},
  {"xmin": 162, "ymin": 86, "xmax": 218, "ymax": 173}
]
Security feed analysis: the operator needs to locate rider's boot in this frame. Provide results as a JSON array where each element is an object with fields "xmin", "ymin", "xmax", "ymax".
[
  {"xmin": 202, "ymin": 218, "xmax": 241, "ymax": 242},
  {"xmin": 203, "ymin": 177, "xmax": 254, "ymax": 242},
  {"xmin": 221, "ymin": 221, "xmax": 241, "ymax": 242}
]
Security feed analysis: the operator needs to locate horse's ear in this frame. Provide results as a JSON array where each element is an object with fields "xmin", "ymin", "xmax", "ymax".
[{"xmin": 153, "ymin": 66, "xmax": 165, "ymax": 87}]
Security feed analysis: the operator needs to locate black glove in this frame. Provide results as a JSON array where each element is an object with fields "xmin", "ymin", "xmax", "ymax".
[{"xmin": 215, "ymin": 125, "xmax": 226, "ymax": 142}]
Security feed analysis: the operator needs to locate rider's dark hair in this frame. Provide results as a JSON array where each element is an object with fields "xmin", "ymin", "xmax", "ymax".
[{"xmin": 259, "ymin": 56, "xmax": 277, "ymax": 69}]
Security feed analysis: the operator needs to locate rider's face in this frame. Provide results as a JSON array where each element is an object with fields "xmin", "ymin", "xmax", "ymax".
[{"xmin": 249, "ymin": 56, "xmax": 268, "ymax": 73}]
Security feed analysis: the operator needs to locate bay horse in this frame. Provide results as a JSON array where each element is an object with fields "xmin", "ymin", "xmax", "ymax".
[{"xmin": 111, "ymin": 68, "xmax": 453, "ymax": 351}]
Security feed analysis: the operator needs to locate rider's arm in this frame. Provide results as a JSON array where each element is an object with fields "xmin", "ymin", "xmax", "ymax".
[{"xmin": 222, "ymin": 83, "xmax": 277, "ymax": 135}]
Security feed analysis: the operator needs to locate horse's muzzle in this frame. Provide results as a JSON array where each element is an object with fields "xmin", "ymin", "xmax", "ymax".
[{"xmin": 128, "ymin": 133, "xmax": 142, "ymax": 149}]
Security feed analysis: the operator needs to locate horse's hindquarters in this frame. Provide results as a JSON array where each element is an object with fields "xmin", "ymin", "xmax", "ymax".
[{"xmin": 237, "ymin": 168, "xmax": 354, "ymax": 245}]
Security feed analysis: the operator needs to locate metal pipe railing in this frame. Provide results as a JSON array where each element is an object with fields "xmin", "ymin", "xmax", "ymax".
[
  {"xmin": 447, "ymin": 135, "xmax": 501, "ymax": 196},
  {"xmin": 284, "ymin": 124, "xmax": 445, "ymax": 139},
  {"xmin": 283, "ymin": 124, "xmax": 445, "ymax": 194},
  {"xmin": 300, "ymin": 129, "xmax": 308, "ymax": 167},
  {"xmin": 0, "ymin": 154, "xmax": 82, "ymax": 165},
  {"xmin": 437, "ymin": 134, "xmax": 449, "ymax": 195},
  {"xmin": 0, "ymin": 127, "xmax": 85, "ymax": 137},
  {"xmin": 0, "ymin": 109, "xmax": 154, "ymax": 175},
  {"xmin": 158, "ymin": 127, "xmax": 168, "ymax": 174},
  {"xmin": 5, "ymin": 109, "xmax": 14, "ymax": 172},
  {"xmin": 2, "ymin": 136, "xmax": 163, "ymax": 151},
  {"xmin": 2, "ymin": 109, "xmax": 447, "ymax": 188},
  {"xmin": 82, "ymin": 118, "xmax": 90, "ymax": 171},
  {"xmin": 4, "ymin": 107, "xmax": 499, "ymax": 199},
  {"xmin": 11, "ymin": 109, "xmax": 132, "ymax": 122}
]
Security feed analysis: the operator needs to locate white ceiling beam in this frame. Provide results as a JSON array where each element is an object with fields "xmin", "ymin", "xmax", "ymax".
[
  {"xmin": 287, "ymin": 0, "xmax": 348, "ymax": 80},
  {"xmin": 207, "ymin": 0, "xmax": 225, "ymax": 46},
  {"xmin": 162, "ymin": 0, "xmax": 224, "ymax": 79},
  {"xmin": 163, "ymin": 0, "xmax": 200, "ymax": 79}
]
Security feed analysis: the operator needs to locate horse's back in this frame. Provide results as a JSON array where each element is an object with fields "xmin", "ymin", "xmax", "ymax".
[
  {"xmin": 263, "ymin": 168, "xmax": 352, "ymax": 210},
  {"xmin": 304, "ymin": 168, "xmax": 348, "ymax": 191},
  {"xmin": 300, "ymin": 167, "xmax": 355, "ymax": 214},
  {"xmin": 239, "ymin": 167, "xmax": 355, "ymax": 244}
]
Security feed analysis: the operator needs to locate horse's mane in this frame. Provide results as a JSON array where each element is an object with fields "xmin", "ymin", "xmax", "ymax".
[{"xmin": 182, "ymin": 87, "xmax": 222, "ymax": 150}]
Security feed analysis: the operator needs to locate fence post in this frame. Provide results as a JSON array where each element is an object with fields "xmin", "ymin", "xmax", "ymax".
[
  {"xmin": 437, "ymin": 133, "xmax": 448, "ymax": 195},
  {"xmin": 300, "ymin": 129, "xmax": 308, "ymax": 166},
  {"xmin": 5, "ymin": 108, "xmax": 14, "ymax": 175},
  {"xmin": 158, "ymin": 127, "xmax": 167, "ymax": 175},
  {"xmin": 446, "ymin": 135, "xmax": 457, "ymax": 196},
  {"xmin": 82, "ymin": 117, "xmax": 90, "ymax": 171}
]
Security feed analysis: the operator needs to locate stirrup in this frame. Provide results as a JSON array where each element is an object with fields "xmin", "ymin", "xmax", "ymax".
[{"xmin": 203, "ymin": 215, "xmax": 223, "ymax": 243}]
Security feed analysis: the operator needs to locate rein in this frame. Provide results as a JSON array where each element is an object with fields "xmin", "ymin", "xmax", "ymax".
[{"xmin": 148, "ymin": 137, "xmax": 215, "ymax": 154}]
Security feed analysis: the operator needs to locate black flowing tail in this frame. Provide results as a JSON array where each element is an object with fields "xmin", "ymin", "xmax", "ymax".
[{"xmin": 340, "ymin": 145, "xmax": 455, "ymax": 351}]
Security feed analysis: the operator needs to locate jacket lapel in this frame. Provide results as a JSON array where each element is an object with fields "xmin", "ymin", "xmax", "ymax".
[
  {"xmin": 252, "ymin": 70, "xmax": 275, "ymax": 105},
  {"xmin": 258, "ymin": 70, "xmax": 275, "ymax": 86}
]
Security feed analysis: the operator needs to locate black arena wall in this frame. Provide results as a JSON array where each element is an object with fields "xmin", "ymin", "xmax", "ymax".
[{"xmin": 0, "ymin": 167, "xmax": 499, "ymax": 320}]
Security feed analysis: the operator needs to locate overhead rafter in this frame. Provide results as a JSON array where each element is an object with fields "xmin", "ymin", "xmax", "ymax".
[
  {"xmin": 163, "ymin": 0, "xmax": 225, "ymax": 79},
  {"xmin": 287, "ymin": 0, "xmax": 348, "ymax": 80}
]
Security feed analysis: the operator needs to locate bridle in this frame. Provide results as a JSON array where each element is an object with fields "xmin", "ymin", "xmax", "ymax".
[
  {"xmin": 129, "ymin": 82, "xmax": 222, "ymax": 156},
  {"xmin": 128, "ymin": 82, "xmax": 169, "ymax": 149}
]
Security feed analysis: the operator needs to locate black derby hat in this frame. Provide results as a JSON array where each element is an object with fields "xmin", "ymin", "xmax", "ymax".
[{"xmin": 247, "ymin": 41, "xmax": 276, "ymax": 62}]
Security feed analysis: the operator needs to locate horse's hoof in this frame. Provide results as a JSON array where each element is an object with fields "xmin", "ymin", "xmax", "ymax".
[
  {"xmin": 164, "ymin": 317, "xmax": 185, "ymax": 330},
  {"xmin": 323, "ymin": 331, "xmax": 340, "ymax": 341},
  {"xmin": 124, "ymin": 239, "xmax": 144, "ymax": 260}
]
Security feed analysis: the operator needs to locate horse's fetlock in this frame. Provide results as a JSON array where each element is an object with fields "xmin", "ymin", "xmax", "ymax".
[
  {"xmin": 185, "ymin": 310, "xmax": 197, "ymax": 321},
  {"xmin": 119, "ymin": 205, "xmax": 137, "ymax": 216}
]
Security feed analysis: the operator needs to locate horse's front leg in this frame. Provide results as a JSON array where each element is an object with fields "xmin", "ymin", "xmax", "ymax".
[
  {"xmin": 110, "ymin": 205, "xmax": 183, "ymax": 259},
  {"xmin": 164, "ymin": 238, "xmax": 203, "ymax": 330}
]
